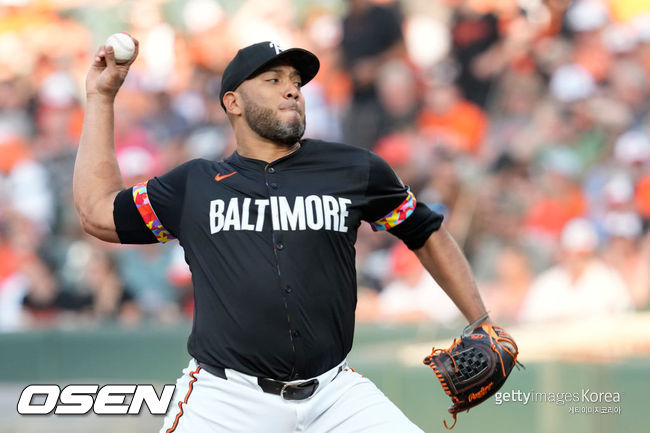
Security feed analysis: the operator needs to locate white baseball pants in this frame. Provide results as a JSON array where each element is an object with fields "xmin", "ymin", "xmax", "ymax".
[{"xmin": 159, "ymin": 358, "xmax": 424, "ymax": 433}]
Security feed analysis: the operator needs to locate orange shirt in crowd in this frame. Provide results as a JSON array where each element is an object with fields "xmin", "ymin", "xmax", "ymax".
[
  {"xmin": 0, "ymin": 138, "xmax": 31, "ymax": 174},
  {"xmin": 417, "ymin": 99, "xmax": 488, "ymax": 155},
  {"xmin": 636, "ymin": 174, "xmax": 650, "ymax": 218},
  {"xmin": 524, "ymin": 189, "xmax": 588, "ymax": 237},
  {"xmin": 0, "ymin": 247, "xmax": 21, "ymax": 283}
]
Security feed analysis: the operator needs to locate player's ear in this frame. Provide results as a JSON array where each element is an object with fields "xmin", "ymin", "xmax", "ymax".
[{"xmin": 223, "ymin": 92, "xmax": 242, "ymax": 116}]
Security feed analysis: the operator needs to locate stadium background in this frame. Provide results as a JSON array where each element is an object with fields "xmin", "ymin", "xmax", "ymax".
[{"xmin": 0, "ymin": 0, "xmax": 649, "ymax": 431}]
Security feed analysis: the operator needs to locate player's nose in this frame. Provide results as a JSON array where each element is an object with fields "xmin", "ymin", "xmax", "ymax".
[
  {"xmin": 284, "ymin": 90, "xmax": 298, "ymax": 100},
  {"xmin": 283, "ymin": 83, "xmax": 300, "ymax": 100}
]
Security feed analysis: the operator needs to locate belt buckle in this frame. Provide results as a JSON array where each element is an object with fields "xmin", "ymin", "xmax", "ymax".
[
  {"xmin": 280, "ymin": 378, "xmax": 318, "ymax": 400},
  {"xmin": 280, "ymin": 382, "xmax": 292, "ymax": 400}
]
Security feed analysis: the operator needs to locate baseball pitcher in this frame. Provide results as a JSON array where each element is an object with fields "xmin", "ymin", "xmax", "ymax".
[{"xmin": 74, "ymin": 38, "xmax": 518, "ymax": 432}]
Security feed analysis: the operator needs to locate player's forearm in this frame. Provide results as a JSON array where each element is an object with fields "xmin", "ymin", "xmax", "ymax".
[
  {"xmin": 73, "ymin": 95, "xmax": 123, "ymax": 241},
  {"xmin": 414, "ymin": 227, "xmax": 488, "ymax": 324}
]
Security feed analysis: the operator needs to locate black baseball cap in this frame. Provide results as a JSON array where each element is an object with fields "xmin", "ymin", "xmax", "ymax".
[{"xmin": 219, "ymin": 41, "xmax": 320, "ymax": 110}]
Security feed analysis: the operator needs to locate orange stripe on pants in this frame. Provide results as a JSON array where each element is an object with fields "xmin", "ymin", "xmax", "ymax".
[{"xmin": 166, "ymin": 365, "xmax": 202, "ymax": 433}]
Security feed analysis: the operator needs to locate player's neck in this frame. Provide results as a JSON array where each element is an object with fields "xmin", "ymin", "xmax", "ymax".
[{"xmin": 235, "ymin": 135, "xmax": 301, "ymax": 163}]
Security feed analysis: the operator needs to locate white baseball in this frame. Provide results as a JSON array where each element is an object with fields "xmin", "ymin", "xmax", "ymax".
[{"xmin": 105, "ymin": 33, "xmax": 136, "ymax": 64}]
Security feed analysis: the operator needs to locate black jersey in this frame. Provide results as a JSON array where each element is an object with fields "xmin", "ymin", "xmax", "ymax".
[{"xmin": 113, "ymin": 139, "xmax": 442, "ymax": 380}]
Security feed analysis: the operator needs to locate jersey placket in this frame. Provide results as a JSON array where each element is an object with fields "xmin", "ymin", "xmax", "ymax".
[{"xmin": 265, "ymin": 163, "xmax": 300, "ymax": 379}]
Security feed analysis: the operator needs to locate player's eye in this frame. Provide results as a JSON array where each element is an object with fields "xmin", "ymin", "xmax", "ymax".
[
  {"xmin": 266, "ymin": 78, "xmax": 279, "ymax": 83},
  {"xmin": 294, "ymin": 81, "xmax": 302, "ymax": 88}
]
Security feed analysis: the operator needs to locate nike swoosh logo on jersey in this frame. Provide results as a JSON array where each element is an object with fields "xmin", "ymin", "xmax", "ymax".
[{"xmin": 214, "ymin": 171, "xmax": 238, "ymax": 181}]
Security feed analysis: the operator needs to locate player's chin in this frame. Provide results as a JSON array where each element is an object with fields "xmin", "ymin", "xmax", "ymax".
[
  {"xmin": 291, "ymin": 117, "xmax": 306, "ymax": 131},
  {"xmin": 280, "ymin": 111, "xmax": 305, "ymax": 127}
]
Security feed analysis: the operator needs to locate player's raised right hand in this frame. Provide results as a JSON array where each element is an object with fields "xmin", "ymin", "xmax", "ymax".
[{"xmin": 85, "ymin": 34, "xmax": 139, "ymax": 101}]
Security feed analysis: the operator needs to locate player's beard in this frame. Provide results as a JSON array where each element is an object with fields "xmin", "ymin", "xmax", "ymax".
[{"xmin": 241, "ymin": 93, "xmax": 305, "ymax": 147}]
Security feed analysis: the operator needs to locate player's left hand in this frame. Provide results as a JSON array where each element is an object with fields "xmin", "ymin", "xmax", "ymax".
[{"xmin": 423, "ymin": 319, "xmax": 523, "ymax": 429}]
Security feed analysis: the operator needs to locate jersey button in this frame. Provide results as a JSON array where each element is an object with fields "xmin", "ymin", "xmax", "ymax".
[
  {"xmin": 285, "ymin": 286, "xmax": 292, "ymax": 294},
  {"xmin": 270, "ymin": 182, "xmax": 278, "ymax": 190},
  {"xmin": 292, "ymin": 330, "xmax": 300, "ymax": 338},
  {"xmin": 276, "ymin": 242, "xmax": 284, "ymax": 250},
  {"xmin": 267, "ymin": 167, "xmax": 276, "ymax": 174}
]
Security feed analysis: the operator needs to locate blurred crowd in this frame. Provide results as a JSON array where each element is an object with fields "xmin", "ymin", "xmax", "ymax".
[{"xmin": 1, "ymin": 0, "xmax": 649, "ymax": 332}]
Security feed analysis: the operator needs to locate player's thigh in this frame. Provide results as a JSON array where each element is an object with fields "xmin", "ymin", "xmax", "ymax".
[
  {"xmin": 308, "ymin": 369, "xmax": 424, "ymax": 433},
  {"xmin": 159, "ymin": 360, "xmax": 295, "ymax": 433}
]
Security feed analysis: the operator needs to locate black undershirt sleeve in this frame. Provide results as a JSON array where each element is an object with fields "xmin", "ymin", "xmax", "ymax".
[
  {"xmin": 113, "ymin": 188, "xmax": 158, "ymax": 244},
  {"xmin": 388, "ymin": 202, "xmax": 444, "ymax": 250}
]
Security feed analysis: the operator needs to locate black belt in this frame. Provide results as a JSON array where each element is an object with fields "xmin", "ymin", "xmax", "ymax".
[{"xmin": 198, "ymin": 363, "xmax": 342, "ymax": 401}]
